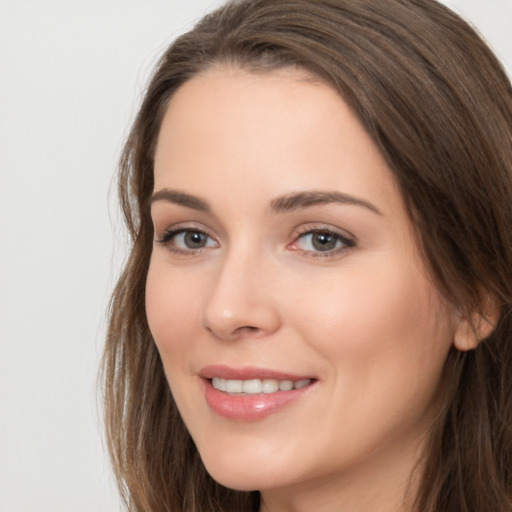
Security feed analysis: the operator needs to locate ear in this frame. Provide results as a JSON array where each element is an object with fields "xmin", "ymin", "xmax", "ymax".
[{"xmin": 453, "ymin": 297, "xmax": 500, "ymax": 352}]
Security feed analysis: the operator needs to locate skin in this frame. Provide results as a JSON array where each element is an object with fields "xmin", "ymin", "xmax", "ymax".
[{"xmin": 146, "ymin": 67, "xmax": 466, "ymax": 512}]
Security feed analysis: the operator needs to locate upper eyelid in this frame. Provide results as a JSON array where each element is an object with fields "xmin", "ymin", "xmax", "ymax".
[
  {"xmin": 155, "ymin": 220, "xmax": 213, "ymax": 235},
  {"xmin": 153, "ymin": 220, "xmax": 216, "ymax": 244},
  {"xmin": 288, "ymin": 224, "xmax": 357, "ymax": 254},
  {"xmin": 152, "ymin": 216, "xmax": 224, "ymax": 239},
  {"xmin": 159, "ymin": 226, "xmax": 216, "ymax": 241},
  {"xmin": 291, "ymin": 223, "xmax": 356, "ymax": 241},
  {"xmin": 292, "ymin": 230, "xmax": 355, "ymax": 247}
]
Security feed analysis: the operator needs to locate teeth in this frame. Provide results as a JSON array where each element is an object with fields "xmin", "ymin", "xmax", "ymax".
[
  {"xmin": 212, "ymin": 377, "xmax": 227, "ymax": 391},
  {"xmin": 262, "ymin": 379, "xmax": 279, "ymax": 393},
  {"xmin": 294, "ymin": 379, "xmax": 310, "ymax": 390},
  {"xmin": 243, "ymin": 379, "xmax": 262, "ymax": 394},
  {"xmin": 279, "ymin": 380, "xmax": 294, "ymax": 391},
  {"xmin": 226, "ymin": 379, "xmax": 243, "ymax": 393},
  {"xmin": 211, "ymin": 377, "xmax": 312, "ymax": 395}
]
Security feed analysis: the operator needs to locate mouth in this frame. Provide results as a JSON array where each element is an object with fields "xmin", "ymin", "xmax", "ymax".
[{"xmin": 199, "ymin": 366, "xmax": 317, "ymax": 421}]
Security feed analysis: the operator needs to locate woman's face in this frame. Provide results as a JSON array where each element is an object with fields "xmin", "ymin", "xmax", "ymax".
[{"xmin": 146, "ymin": 67, "xmax": 458, "ymax": 502}]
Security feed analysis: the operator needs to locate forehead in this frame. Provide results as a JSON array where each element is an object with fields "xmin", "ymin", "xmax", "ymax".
[
  {"xmin": 153, "ymin": 66, "xmax": 402, "ymax": 218},
  {"xmin": 155, "ymin": 66, "xmax": 342, "ymax": 164}
]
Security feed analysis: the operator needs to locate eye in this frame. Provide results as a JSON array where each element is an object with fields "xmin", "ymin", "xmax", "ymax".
[
  {"xmin": 157, "ymin": 228, "xmax": 218, "ymax": 252},
  {"xmin": 289, "ymin": 228, "xmax": 355, "ymax": 256}
]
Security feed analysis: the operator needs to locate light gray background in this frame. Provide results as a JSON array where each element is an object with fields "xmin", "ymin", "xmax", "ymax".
[{"xmin": 0, "ymin": 1, "xmax": 510, "ymax": 511}]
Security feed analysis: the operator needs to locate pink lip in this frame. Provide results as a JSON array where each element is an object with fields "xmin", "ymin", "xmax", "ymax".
[
  {"xmin": 199, "ymin": 365, "xmax": 317, "ymax": 421},
  {"xmin": 199, "ymin": 364, "xmax": 313, "ymax": 381}
]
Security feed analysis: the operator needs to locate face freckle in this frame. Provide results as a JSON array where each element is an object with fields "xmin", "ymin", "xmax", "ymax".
[{"xmin": 145, "ymin": 66, "xmax": 458, "ymax": 507}]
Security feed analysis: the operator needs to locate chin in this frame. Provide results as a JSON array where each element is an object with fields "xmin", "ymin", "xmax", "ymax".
[
  {"xmin": 199, "ymin": 450, "xmax": 290, "ymax": 492},
  {"xmin": 203, "ymin": 464, "xmax": 265, "ymax": 492}
]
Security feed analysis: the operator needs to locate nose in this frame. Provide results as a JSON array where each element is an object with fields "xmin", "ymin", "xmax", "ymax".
[{"xmin": 201, "ymin": 251, "xmax": 281, "ymax": 340}]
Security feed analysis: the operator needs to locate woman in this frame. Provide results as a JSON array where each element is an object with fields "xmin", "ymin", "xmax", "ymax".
[{"xmin": 102, "ymin": 0, "xmax": 512, "ymax": 510}]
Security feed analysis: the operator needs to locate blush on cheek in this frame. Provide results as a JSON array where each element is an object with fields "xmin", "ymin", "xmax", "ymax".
[{"xmin": 146, "ymin": 269, "xmax": 200, "ymax": 352}]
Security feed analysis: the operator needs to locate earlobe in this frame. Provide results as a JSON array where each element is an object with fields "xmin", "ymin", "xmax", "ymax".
[
  {"xmin": 453, "ymin": 303, "xmax": 499, "ymax": 352},
  {"xmin": 453, "ymin": 317, "xmax": 480, "ymax": 351}
]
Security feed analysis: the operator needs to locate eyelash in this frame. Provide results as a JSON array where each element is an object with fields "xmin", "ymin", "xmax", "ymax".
[
  {"xmin": 289, "ymin": 227, "xmax": 356, "ymax": 258},
  {"xmin": 156, "ymin": 227, "xmax": 217, "ymax": 255},
  {"xmin": 155, "ymin": 226, "xmax": 356, "ymax": 258}
]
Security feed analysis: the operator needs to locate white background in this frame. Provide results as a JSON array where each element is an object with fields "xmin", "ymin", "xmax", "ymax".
[{"xmin": 0, "ymin": 1, "xmax": 510, "ymax": 511}]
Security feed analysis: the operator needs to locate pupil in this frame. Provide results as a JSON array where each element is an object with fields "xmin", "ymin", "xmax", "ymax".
[
  {"xmin": 185, "ymin": 231, "xmax": 206, "ymax": 248},
  {"xmin": 313, "ymin": 232, "xmax": 336, "ymax": 251}
]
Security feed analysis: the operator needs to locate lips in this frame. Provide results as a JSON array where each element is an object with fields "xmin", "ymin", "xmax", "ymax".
[{"xmin": 199, "ymin": 365, "xmax": 317, "ymax": 421}]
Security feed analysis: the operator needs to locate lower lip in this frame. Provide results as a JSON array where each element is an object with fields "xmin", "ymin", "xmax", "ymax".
[{"xmin": 203, "ymin": 379, "xmax": 315, "ymax": 421}]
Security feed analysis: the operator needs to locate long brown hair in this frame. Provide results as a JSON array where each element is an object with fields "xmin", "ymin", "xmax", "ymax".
[{"xmin": 102, "ymin": 1, "xmax": 512, "ymax": 510}]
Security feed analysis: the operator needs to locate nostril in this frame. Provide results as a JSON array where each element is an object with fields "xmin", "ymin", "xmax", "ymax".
[
  {"xmin": 240, "ymin": 325, "xmax": 258, "ymax": 332},
  {"xmin": 233, "ymin": 325, "xmax": 261, "ymax": 336}
]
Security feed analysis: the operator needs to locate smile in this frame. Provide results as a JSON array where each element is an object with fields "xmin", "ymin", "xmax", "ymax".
[
  {"xmin": 211, "ymin": 377, "xmax": 312, "ymax": 395},
  {"xmin": 201, "ymin": 373, "xmax": 316, "ymax": 421}
]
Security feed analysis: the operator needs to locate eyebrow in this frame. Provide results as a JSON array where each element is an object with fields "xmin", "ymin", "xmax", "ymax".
[
  {"xmin": 150, "ymin": 189, "xmax": 210, "ymax": 212},
  {"xmin": 270, "ymin": 191, "xmax": 382, "ymax": 215},
  {"xmin": 150, "ymin": 188, "xmax": 382, "ymax": 216}
]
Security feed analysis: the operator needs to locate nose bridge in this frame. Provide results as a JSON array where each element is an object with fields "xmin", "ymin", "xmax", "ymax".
[{"xmin": 201, "ymin": 240, "xmax": 280, "ymax": 339}]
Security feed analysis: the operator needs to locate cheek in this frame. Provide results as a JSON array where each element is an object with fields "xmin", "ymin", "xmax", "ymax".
[
  {"xmin": 145, "ymin": 258, "xmax": 201, "ymax": 358},
  {"xmin": 283, "ymin": 262, "xmax": 456, "ymax": 463},
  {"xmin": 290, "ymin": 259, "xmax": 454, "ymax": 388}
]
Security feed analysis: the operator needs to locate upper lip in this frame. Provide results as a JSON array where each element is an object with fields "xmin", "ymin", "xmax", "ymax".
[{"xmin": 199, "ymin": 364, "xmax": 315, "ymax": 381}]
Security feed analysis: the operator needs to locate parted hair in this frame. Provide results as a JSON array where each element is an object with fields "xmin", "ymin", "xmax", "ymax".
[{"xmin": 102, "ymin": 1, "xmax": 512, "ymax": 510}]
